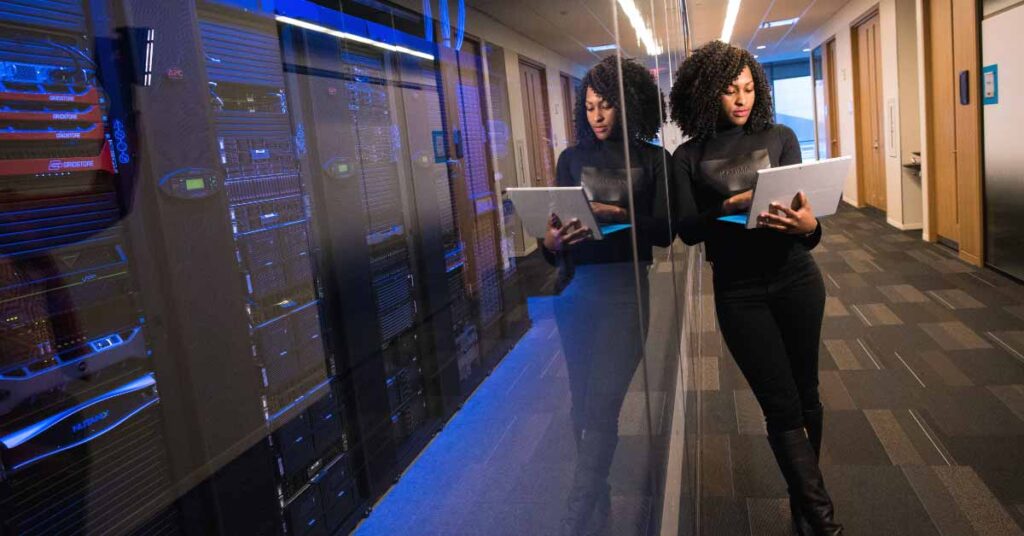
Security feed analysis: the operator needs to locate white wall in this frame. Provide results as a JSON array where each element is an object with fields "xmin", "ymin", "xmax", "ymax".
[
  {"xmin": 984, "ymin": 0, "xmax": 1024, "ymax": 15},
  {"xmin": 808, "ymin": 0, "xmax": 924, "ymax": 229}
]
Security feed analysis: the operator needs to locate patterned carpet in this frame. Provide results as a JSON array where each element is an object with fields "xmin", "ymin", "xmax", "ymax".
[{"xmin": 697, "ymin": 205, "xmax": 1024, "ymax": 535}]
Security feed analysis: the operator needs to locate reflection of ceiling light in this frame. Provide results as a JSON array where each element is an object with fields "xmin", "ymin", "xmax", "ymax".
[
  {"xmin": 720, "ymin": 0, "xmax": 742, "ymax": 43},
  {"xmin": 275, "ymin": 15, "xmax": 435, "ymax": 61},
  {"xmin": 587, "ymin": 44, "xmax": 618, "ymax": 52},
  {"xmin": 617, "ymin": 0, "xmax": 663, "ymax": 55},
  {"xmin": 760, "ymin": 17, "xmax": 799, "ymax": 29},
  {"xmin": 756, "ymin": 45, "xmax": 767, "ymax": 50}
]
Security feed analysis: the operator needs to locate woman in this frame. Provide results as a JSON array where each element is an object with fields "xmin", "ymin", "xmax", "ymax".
[
  {"xmin": 669, "ymin": 41, "xmax": 843, "ymax": 536},
  {"xmin": 541, "ymin": 56, "xmax": 672, "ymax": 535}
]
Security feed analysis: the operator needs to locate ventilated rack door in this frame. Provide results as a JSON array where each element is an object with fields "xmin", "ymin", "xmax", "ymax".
[
  {"xmin": 198, "ymin": 14, "xmax": 330, "ymax": 423},
  {"xmin": 455, "ymin": 43, "xmax": 503, "ymax": 330},
  {"xmin": 0, "ymin": 4, "xmax": 177, "ymax": 535},
  {"xmin": 339, "ymin": 43, "xmax": 431, "ymax": 452},
  {"xmin": 197, "ymin": 12, "xmax": 354, "ymax": 533}
]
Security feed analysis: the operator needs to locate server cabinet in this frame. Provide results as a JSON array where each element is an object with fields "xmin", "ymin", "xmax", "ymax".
[
  {"xmin": 0, "ymin": 1, "xmax": 181, "ymax": 534},
  {"xmin": 0, "ymin": 1, "xmax": 530, "ymax": 534},
  {"xmin": 278, "ymin": 20, "xmax": 442, "ymax": 499}
]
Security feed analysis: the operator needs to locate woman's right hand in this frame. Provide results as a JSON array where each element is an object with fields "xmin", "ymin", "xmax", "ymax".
[
  {"xmin": 721, "ymin": 190, "xmax": 753, "ymax": 215},
  {"xmin": 543, "ymin": 213, "xmax": 592, "ymax": 252}
]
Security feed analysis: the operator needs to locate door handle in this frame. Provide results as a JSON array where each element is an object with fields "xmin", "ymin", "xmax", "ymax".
[{"xmin": 959, "ymin": 70, "xmax": 969, "ymax": 105}]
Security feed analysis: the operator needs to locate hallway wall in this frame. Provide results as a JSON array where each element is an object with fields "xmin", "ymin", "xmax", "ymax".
[
  {"xmin": 393, "ymin": 0, "xmax": 591, "ymax": 257},
  {"xmin": 807, "ymin": 0, "xmax": 923, "ymax": 230}
]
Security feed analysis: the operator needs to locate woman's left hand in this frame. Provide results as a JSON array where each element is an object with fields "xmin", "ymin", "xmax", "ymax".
[
  {"xmin": 756, "ymin": 191, "xmax": 819, "ymax": 235},
  {"xmin": 590, "ymin": 202, "xmax": 629, "ymax": 223}
]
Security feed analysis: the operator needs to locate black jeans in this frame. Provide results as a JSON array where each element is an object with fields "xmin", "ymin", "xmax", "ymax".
[
  {"xmin": 713, "ymin": 251, "xmax": 826, "ymax": 435},
  {"xmin": 555, "ymin": 262, "xmax": 649, "ymax": 526}
]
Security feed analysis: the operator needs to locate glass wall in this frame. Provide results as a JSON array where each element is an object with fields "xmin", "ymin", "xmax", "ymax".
[{"xmin": 0, "ymin": 0, "xmax": 698, "ymax": 534}]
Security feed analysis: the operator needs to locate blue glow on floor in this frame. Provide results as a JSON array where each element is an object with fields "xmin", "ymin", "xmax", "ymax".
[{"xmin": 355, "ymin": 297, "xmax": 572, "ymax": 535}]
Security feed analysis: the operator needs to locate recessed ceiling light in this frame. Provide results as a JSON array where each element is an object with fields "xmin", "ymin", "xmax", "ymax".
[
  {"xmin": 756, "ymin": 45, "xmax": 767, "ymax": 50},
  {"xmin": 802, "ymin": 48, "xmax": 811, "ymax": 52},
  {"xmin": 720, "ymin": 0, "xmax": 743, "ymax": 43},
  {"xmin": 587, "ymin": 44, "xmax": 618, "ymax": 52},
  {"xmin": 754, "ymin": 54, "xmax": 759, "ymax": 59},
  {"xmin": 760, "ymin": 17, "xmax": 799, "ymax": 29}
]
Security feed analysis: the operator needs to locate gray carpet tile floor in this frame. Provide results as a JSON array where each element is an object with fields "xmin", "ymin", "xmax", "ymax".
[
  {"xmin": 353, "ymin": 204, "xmax": 1024, "ymax": 536},
  {"xmin": 697, "ymin": 205, "xmax": 1024, "ymax": 535}
]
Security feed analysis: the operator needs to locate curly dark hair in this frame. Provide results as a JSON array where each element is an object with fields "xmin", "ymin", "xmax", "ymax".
[
  {"xmin": 574, "ymin": 56, "xmax": 664, "ymax": 146},
  {"xmin": 668, "ymin": 41, "xmax": 773, "ymax": 141}
]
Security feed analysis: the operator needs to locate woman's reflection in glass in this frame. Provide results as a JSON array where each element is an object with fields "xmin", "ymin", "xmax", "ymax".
[{"xmin": 539, "ymin": 56, "xmax": 672, "ymax": 535}]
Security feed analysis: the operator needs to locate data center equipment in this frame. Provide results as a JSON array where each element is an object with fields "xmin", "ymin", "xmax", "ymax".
[
  {"xmin": 195, "ymin": 9, "xmax": 360, "ymax": 534},
  {"xmin": 0, "ymin": 0, "xmax": 530, "ymax": 533},
  {"xmin": 0, "ymin": 2, "xmax": 179, "ymax": 534}
]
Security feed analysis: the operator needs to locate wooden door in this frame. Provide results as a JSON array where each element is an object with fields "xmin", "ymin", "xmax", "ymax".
[
  {"xmin": 927, "ymin": 0, "xmax": 960, "ymax": 243},
  {"xmin": 950, "ymin": 0, "xmax": 984, "ymax": 262},
  {"xmin": 826, "ymin": 39, "xmax": 840, "ymax": 159},
  {"xmin": 853, "ymin": 13, "xmax": 887, "ymax": 210},
  {"xmin": 560, "ymin": 73, "xmax": 581, "ymax": 147},
  {"xmin": 519, "ymin": 59, "xmax": 555, "ymax": 187}
]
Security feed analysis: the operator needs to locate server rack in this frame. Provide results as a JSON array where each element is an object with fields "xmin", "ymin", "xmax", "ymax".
[
  {"xmin": 0, "ymin": 1, "xmax": 531, "ymax": 533},
  {"xmin": 0, "ymin": 1, "xmax": 179, "ymax": 534},
  {"xmin": 195, "ymin": 8, "xmax": 358, "ymax": 535},
  {"xmin": 278, "ymin": 20, "xmax": 441, "ymax": 503}
]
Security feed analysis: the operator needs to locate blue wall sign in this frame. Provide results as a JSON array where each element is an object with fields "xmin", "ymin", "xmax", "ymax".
[{"xmin": 983, "ymin": 64, "xmax": 999, "ymax": 105}]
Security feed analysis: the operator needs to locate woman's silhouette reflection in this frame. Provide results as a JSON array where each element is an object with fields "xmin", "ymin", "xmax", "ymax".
[{"xmin": 538, "ymin": 57, "xmax": 673, "ymax": 535}]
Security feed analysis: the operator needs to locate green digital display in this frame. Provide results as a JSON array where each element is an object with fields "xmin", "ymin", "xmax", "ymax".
[
  {"xmin": 185, "ymin": 178, "xmax": 205, "ymax": 191},
  {"xmin": 336, "ymin": 163, "xmax": 349, "ymax": 174}
]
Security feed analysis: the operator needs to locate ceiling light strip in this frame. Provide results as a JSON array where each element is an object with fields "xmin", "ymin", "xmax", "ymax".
[
  {"xmin": 275, "ymin": 15, "xmax": 435, "ymax": 61},
  {"xmin": 616, "ymin": 0, "xmax": 663, "ymax": 55},
  {"xmin": 761, "ymin": 17, "xmax": 799, "ymax": 29},
  {"xmin": 720, "ymin": 0, "xmax": 743, "ymax": 44}
]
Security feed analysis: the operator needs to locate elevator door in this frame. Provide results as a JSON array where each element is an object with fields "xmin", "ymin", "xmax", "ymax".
[
  {"xmin": 854, "ymin": 13, "xmax": 887, "ymax": 211},
  {"xmin": 982, "ymin": 5, "xmax": 1024, "ymax": 278},
  {"xmin": 519, "ymin": 59, "xmax": 555, "ymax": 188}
]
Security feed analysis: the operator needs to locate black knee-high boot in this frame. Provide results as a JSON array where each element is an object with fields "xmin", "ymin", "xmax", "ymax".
[
  {"xmin": 791, "ymin": 407, "xmax": 825, "ymax": 535},
  {"xmin": 769, "ymin": 428, "xmax": 843, "ymax": 536}
]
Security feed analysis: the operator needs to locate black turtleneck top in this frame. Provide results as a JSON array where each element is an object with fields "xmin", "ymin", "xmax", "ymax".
[
  {"xmin": 542, "ymin": 138, "xmax": 673, "ymax": 265},
  {"xmin": 672, "ymin": 124, "xmax": 822, "ymax": 273}
]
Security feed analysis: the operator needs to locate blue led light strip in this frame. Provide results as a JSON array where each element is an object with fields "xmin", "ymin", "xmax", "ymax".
[
  {"xmin": 8, "ymin": 398, "xmax": 159, "ymax": 472},
  {"xmin": 275, "ymin": 15, "xmax": 435, "ymax": 61},
  {"xmin": 0, "ymin": 373, "xmax": 155, "ymax": 449}
]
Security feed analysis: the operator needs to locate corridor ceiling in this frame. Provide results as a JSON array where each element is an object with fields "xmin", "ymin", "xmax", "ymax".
[
  {"xmin": 466, "ymin": 0, "xmax": 690, "ymax": 69},
  {"xmin": 688, "ymin": 0, "xmax": 850, "ymax": 62}
]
